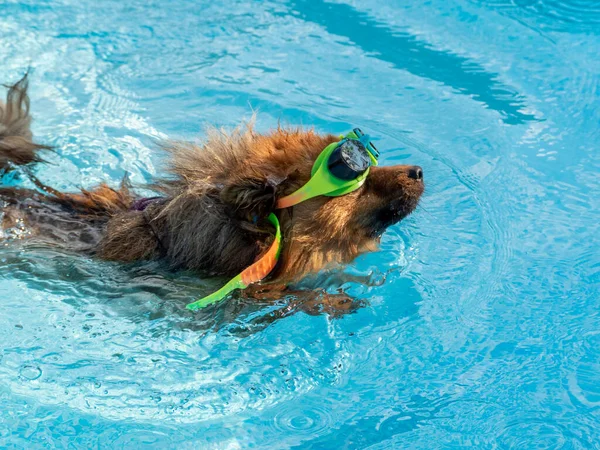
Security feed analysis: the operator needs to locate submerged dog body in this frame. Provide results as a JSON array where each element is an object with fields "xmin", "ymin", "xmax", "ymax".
[{"xmin": 0, "ymin": 76, "xmax": 424, "ymax": 292}]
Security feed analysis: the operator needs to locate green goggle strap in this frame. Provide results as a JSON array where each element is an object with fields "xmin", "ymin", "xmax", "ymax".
[
  {"xmin": 186, "ymin": 274, "xmax": 246, "ymax": 311},
  {"xmin": 186, "ymin": 213, "xmax": 282, "ymax": 310}
]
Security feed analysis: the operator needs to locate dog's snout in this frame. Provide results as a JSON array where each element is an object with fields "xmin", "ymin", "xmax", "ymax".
[{"xmin": 407, "ymin": 166, "xmax": 423, "ymax": 181}]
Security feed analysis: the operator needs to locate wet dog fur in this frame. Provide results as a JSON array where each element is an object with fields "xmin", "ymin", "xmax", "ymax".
[{"xmin": 0, "ymin": 75, "xmax": 423, "ymax": 315}]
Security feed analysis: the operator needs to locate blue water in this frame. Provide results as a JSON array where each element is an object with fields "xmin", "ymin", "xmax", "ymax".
[{"xmin": 1, "ymin": 0, "xmax": 599, "ymax": 447}]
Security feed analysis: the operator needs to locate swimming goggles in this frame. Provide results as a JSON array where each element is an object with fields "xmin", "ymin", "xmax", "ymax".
[{"xmin": 187, "ymin": 128, "xmax": 379, "ymax": 310}]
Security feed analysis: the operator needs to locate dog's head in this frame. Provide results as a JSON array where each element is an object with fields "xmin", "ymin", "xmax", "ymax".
[{"xmin": 165, "ymin": 125, "xmax": 423, "ymax": 279}]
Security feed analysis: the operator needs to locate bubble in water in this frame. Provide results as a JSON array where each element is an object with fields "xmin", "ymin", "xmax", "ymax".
[{"xmin": 19, "ymin": 365, "xmax": 42, "ymax": 381}]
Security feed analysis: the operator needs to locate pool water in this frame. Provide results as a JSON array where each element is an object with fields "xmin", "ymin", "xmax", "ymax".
[{"xmin": 1, "ymin": 0, "xmax": 599, "ymax": 448}]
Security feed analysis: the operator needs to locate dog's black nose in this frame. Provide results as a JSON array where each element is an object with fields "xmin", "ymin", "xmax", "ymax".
[{"xmin": 407, "ymin": 166, "xmax": 423, "ymax": 181}]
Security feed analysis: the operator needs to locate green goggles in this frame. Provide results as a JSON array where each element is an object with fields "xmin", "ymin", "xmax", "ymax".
[
  {"xmin": 277, "ymin": 128, "xmax": 379, "ymax": 208},
  {"xmin": 187, "ymin": 128, "xmax": 379, "ymax": 311}
]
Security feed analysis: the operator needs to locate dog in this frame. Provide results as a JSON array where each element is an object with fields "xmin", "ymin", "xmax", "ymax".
[{"xmin": 0, "ymin": 74, "xmax": 424, "ymax": 316}]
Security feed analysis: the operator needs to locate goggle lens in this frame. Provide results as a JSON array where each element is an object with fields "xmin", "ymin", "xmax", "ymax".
[
  {"xmin": 339, "ymin": 140, "xmax": 371, "ymax": 172},
  {"xmin": 352, "ymin": 128, "xmax": 379, "ymax": 163}
]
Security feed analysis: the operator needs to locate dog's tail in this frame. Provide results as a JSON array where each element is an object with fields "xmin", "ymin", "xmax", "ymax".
[
  {"xmin": 0, "ymin": 74, "xmax": 132, "ymax": 217},
  {"xmin": 0, "ymin": 74, "xmax": 51, "ymax": 171}
]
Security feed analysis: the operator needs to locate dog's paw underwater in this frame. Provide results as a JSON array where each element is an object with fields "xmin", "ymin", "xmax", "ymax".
[{"xmin": 0, "ymin": 75, "xmax": 424, "ymax": 310}]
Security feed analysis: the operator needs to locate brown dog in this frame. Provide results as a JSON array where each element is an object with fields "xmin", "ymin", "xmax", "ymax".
[{"xmin": 0, "ymin": 75, "xmax": 423, "ymax": 313}]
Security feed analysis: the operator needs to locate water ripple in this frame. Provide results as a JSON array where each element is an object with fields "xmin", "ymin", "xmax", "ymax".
[
  {"xmin": 496, "ymin": 419, "xmax": 568, "ymax": 449},
  {"xmin": 272, "ymin": 402, "xmax": 334, "ymax": 438},
  {"xmin": 477, "ymin": 0, "xmax": 600, "ymax": 31},
  {"xmin": 287, "ymin": 0, "xmax": 537, "ymax": 124}
]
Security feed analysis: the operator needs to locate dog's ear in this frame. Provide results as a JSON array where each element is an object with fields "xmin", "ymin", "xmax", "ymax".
[{"xmin": 220, "ymin": 176, "xmax": 282, "ymax": 222}]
